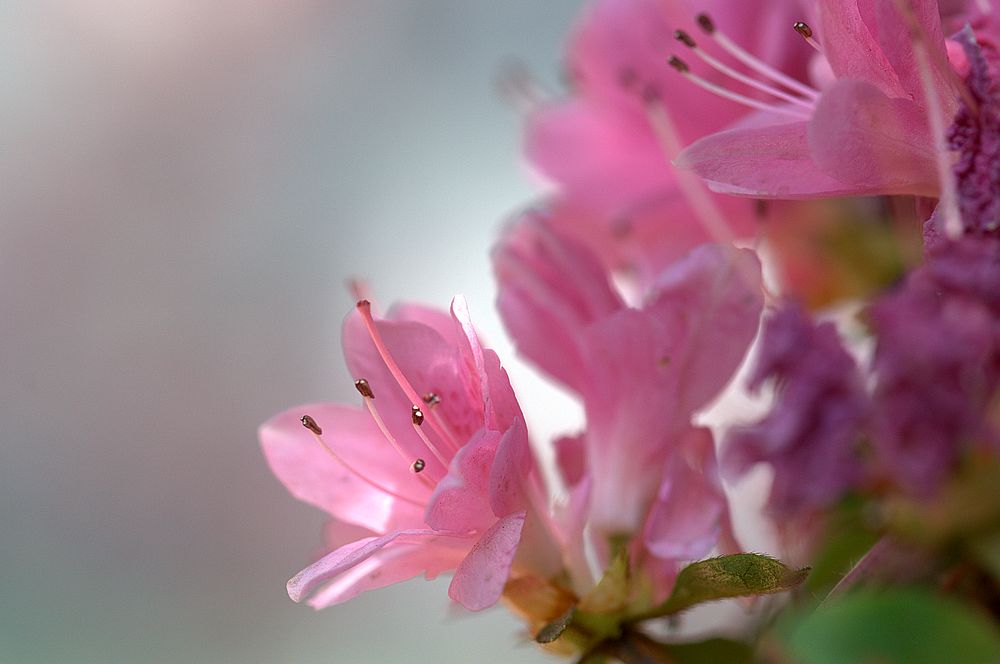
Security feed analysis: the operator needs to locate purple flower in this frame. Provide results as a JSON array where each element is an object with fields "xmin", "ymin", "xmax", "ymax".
[
  {"xmin": 870, "ymin": 237, "xmax": 1000, "ymax": 494},
  {"xmin": 723, "ymin": 302, "xmax": 867, "ymax": 515}
]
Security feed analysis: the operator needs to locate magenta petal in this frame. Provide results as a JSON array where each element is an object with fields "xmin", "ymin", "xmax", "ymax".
[
  {"xmin": 643, "ymin": 428, "xmax": 727, "ymax": 561},
  {"xmin": 448, "ymin": 511, "xmax": 526, "ymax": 611},
  {"xmin": 287, "ymin": 528, "xmax": 442, "ymax": 603},
  {"xmin": 808, "ymin": 79, "xmax": 938, "ymax": 196},
  {"xmin": 259, "ymin": 403, "xmax": 425, "ymax": 533},
  {"xmin": 819, "ymin": 0, "xmax": 906, "ymax": 98},
  {"xmin": 676, "ymin": 121, "xmax": 874, "ymax": 199},
  {"xmin": 489, "ymin": 417, "xmax": 531, "ymax": 517}
]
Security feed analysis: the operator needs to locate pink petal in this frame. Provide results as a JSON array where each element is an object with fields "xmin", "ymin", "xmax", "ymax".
[
  {"xmin": 489, "ymin": 417, "xmax": 532, "ymax": 517},
  {"xmin": 646, "ymin": 245, "xmax": 764, "ymax": 415},
  {"xmin": 259, "ymin": 403, "xmax": 426, "ymax": 534},
  {"xmin": 808, "ymin": 78, "xmax": 939, "ymax": 196},
  {"xmin": 676, "ymin": 121, "xmax": 876, "ymax": 198},
  {"xmin": 448, "ymin": 511, "xmax": 526, "ymax": 611},
  {"xmin": 643, "ymin": 427, "xmax": 728, "ymax": 561},
  {"xmin": 525, "ymin": 100, "xmax": 670, "ymax": 211},
  {"xmin": 424, "ymin": 430, "xmax": 500, "ymax": 533},
  {"xmin": 494, "ymin": 213, "xmax": 623, "ymax": 393},
  {"xmin": 818, "ymin": 0, "xmax": 907, "ymax": 98},
  {"xmin": 307, "ymin": 534, "xmax": 469, "ymax": 609},
  {"xmin": 385, "ymin": 302, "xmax": 460, "ymax": 346},
  {"xmin": 554, "ymin": 434, "xmax": 586, "ymax": 488},
  {"xmin": 287, "ymin": 528, "xmax": 439, "ymax": 602}
]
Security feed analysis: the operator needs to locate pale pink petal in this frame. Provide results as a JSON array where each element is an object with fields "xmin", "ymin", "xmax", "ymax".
[
  {"xmin": 489, "ymin": 417, "xmax": 532, "ymax": 517},
  {"xmin": 287, "ymin": 528, "xmax": 443, "ymax": 603},
  {"xmin": 808, "ymin": 79, "xmax": 939, "ymax": 196},
  {"xmin": 676, "ymin": 121, "xmax": 879, "ymax": 198},
  {"xmin": 449, "ymin": 295, "xmax": 490, "ymax": 428},
  {"xmin": 424, "ymin": 430, "xmax": 500, "ymax": 533},
  {"xmin": 307, "ymin": 535, "xmax": 470, "ymax": 609},
  {"xmin": 448, "ymin": 511, "xmax": 527, "ymax": 611},
  {"xmin": 872, "ymin": 0, "xmax": 955, "ymax": 110},
  {"xmin": 260, "ymin": 403, "xmax": 426, "ymax": 534},
  {"xmin": 481, "ymin": 349, "xmax": 524, "ymax": 433},
  {"xmin": 646, "ymin": 245, "xmax": 764, "ymax": 415},
  {"xmin": 643, "ymin": 427, "xmax": 728, "ymax": 561}
]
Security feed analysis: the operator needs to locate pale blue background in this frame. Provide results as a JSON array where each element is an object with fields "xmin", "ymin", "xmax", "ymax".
[{"xmin": 0, "ymin": 1, "xmax": 583, "ymax": 661}]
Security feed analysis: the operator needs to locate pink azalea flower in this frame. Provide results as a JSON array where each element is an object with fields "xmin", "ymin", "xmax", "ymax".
[
  {"xmin": 494, "ymin": 212, "xmax": 762, "ymax": 572},
  {"xmin": 523, "ymin": 0, "xmax": 813, "ymax": 281},
  {"xmin": 677, "ymin": 0, "xmax": 965, "ymax": 199},
  {"xmin": 260, "ymin": 297, "xmax": 556, "ymax": 611}
]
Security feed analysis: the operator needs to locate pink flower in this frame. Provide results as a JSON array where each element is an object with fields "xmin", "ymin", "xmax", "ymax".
[
  {"xmin": 494, "ymin": 213, "xmax": 762, "ymax": 573},
  {"xmin": 677, "ymin": 0, "xmax": 963, "ymax": 199},
  {"xmin": 524, "ymin": 0, "xmax": 812, "ymax": 282},
  {"xmin": 260, "ymin": 298, "xmax": 555, "ymax": 611}
]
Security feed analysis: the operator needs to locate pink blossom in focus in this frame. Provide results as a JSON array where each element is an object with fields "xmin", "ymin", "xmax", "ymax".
[
  {"xmin": 678, "ymin": 0, "xmax": 965, "ymax": 199},
  {"xmin": 260, "ymin": 298, "xmax": 556, "ymax": 611},
  {"xmin": 494, "ymin": 212, "xmax": 761, "ymax": 576}
]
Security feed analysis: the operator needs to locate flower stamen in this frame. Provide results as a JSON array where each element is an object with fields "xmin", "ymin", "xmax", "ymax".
[
  {"xmin": 667, "ymin": 56, "xmax": 811, "ymax": 119},
  {"xmin": 673, "ymin": 30, "xmax": 815, "ymax": 111},
  {"xmin": 299, "ymin": 414, "xmax": 427, "ymax": 505},
  {"xmin": 694, "ymin": 12, "xmax": 821, "ymax": 101}
]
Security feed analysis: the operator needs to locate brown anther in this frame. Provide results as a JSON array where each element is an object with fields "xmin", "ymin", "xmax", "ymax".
[
  {"xmin": 356, "ymin": 298, "xmax": 371, "ymax": 309},
  {"xmin": 696, "ymin": 13, "xmax": 715, "ymax": 34},
  {"xmin": 354, "ymin": 378, "xmax": 375, "ymax": 399},
  {"xmin": 793, "ymin": 21, "xmax": 813, "ymax": 39},
  {"xmin": 674, "ymin": 29, "xmax": 696, "ymax": 48},
  {"xmin": 667, "ymin": 56, "xmax": 690, "ymax": 74},
  {"xmin": 411, "ymin": 458, "xmax": 426, "ymax": 473},
  {"xmin": 300, "ymin": 415, "xmax": 323, "ymax": 436},
  {"xmin": 411, "ymin": 405, "xmax": 425, "ymax": 426},
  {"xmin": 422, "ymin": 392, "xmax": 441, "ymax": 407}
]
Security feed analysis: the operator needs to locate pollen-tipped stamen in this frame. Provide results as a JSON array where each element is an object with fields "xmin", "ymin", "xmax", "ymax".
[
  {"xmin": 694, "ymin": 12, "xmax": 821, "ymax": 101},
  {"xmin": 361, "ymin": 390, "xmax": 449, "ymax": 470},
  {"xmin": 356, "ymin": 300, "xmax": 463, "ymax": 453},
  {"xmin": 668, "ymin": 55, "xmax": 811, "ymax": 119},
  {"xmin": 299, "ymin": 414, "xmax": 426, "ymax": 506},
  {"xmin": 674, "ymin": 30, "xmax": 816, "ymax": 111},
  {"xmin": 793, "ymin": 21, "xmax": 823, "ymax": 53}
]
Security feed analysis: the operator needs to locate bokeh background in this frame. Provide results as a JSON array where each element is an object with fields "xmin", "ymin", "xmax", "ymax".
[{"xmin": 1, "ymin": 2, "xmax": 586, "ymax": 661}]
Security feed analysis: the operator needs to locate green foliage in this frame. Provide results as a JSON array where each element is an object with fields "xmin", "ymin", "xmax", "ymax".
[
  {"xmin": 633, "ymin": 553, "xmax": 809, "ymax": 620},
  {"xmin": 782, "ymin": 588, "xmax": 1000, "ymax": 664}
]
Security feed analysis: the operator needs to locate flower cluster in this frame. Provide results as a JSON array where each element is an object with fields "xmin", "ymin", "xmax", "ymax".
[{"xmin": 261, "ymin": 0, "xmax": 1000, "ymax": 661}]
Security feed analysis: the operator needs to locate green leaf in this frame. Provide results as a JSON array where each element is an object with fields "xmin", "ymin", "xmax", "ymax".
[
  {"xmin": 634, "ymin": 553, "xmax": 809, "ymax": 620},
  {"xmin": 535, "ymin": 605, "xmax": 576, "ymax": 644},
  {"xmin": 657, "ymin": 638, "xmax": 754, "ymax": 664},
  {"xmin": 782, "ymin": 588, "xmax": 1000, "ymax": 664}
]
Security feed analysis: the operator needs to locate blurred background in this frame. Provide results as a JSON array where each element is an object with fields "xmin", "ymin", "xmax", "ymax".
[{"xmin": 0, "ymin": 2, "xmax": 584, "ymax": 661}]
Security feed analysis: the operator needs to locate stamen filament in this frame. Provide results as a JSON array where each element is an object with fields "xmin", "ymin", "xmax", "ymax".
[
  {"xmin": 695, "ymin": 13, "xmax": 821, "ymax": 101},
  {"xmin": 356, "ymin": 299, "xmax": 464, "ymax": 454},
  {"xmin": 300, "ymin": 417, "xmax": 426, "ymax": 507},
  {"xmin": 674, "ymin": 31, "xmax": 815, "ymax": 110},
  {"xmin": 411, "ymin": 420, "xmax": 452, "ymax": 469},
  {"xmin": 668, "ymin": 56, "xmax": 811, "ymax": 119},
  {"xmin": 363, "ymin": 395, "xmax": 445, "ymax": 473}
]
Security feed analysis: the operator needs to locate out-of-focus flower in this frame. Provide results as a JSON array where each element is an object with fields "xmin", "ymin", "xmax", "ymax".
[
  {"xmin": 494, "ymin": 212, "xmax": 761, "ymax": 575},
  {"xmin": 678, "ymin": 0, "xmax": 961, "ymax": 199},
  {"xmin": 523, "ymin": 0, "xmax": 811, "ymax": 283},
  {"xmin": 724, "ymin": 302, "xmax": 868, "ymax": 515},
  {"xmin": 260, "ymin": 298, "xmax": 557, "ymax": 611},
  {"xmin": 870, "ymin": 237, "xmax": 1000, "ymax": 494}
]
